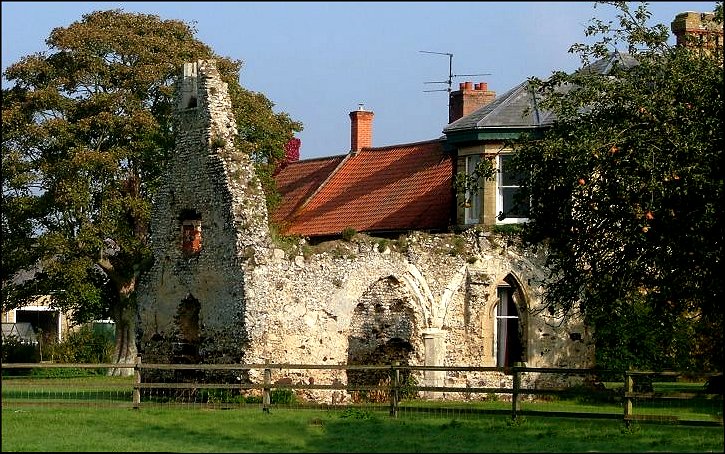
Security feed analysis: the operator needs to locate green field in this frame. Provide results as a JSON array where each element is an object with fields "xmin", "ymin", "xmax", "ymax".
[
  {"xmin": 2, "ymin": 405, "xmax": 724, "ymax": 453},
  {"xmin": 2, "ymin": 373, "xmax": 722, "ymax": 452}
]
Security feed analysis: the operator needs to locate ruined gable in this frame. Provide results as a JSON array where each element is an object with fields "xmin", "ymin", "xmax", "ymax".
[{"xmin": 137, "ymin": 60, "xmax": 270, "ymax": 365}]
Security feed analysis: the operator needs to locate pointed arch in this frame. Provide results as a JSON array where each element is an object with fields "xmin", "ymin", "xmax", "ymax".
[
  {"xmin": 493, "ymin": 272, "xmax": 528, "ymax": 368},
  {"xmin": 346, "ymin": 275, "xmax": 420, "ymax": 398}
]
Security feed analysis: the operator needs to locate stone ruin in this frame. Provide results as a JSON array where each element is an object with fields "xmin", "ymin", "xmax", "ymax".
[{"xmin": 136, "ymin": 60, "xmax": 595, "ymax": 402}]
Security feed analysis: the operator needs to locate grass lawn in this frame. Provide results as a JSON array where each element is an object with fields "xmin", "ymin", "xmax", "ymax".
[{"xmin": 2, "ymin": 405, "xmax": 723, "ymax": 452}]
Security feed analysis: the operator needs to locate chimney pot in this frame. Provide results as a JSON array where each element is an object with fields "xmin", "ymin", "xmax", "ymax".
[
  {"xmin": 448, "ymin": 81, "xmax": 496, "ymax": 123},
  {"xmin": 459, "ymin": 82, "xmax": 466, "ymax": 90}
]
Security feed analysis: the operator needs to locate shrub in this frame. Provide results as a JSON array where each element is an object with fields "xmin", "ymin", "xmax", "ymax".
[
  {"xmin": 1, "ymin": 335, "xmax": 39, "ymax": 364},
  {"xmin": 341, "ymin": 227, "xmax": 357, "ymax": 242},
  {"xmin": 45, "ymin": 324, "xmax": 115, "ymax": 364},
  {"xmin": 270, "ymin": 388, "xmax": 297, "ymax": 405}
]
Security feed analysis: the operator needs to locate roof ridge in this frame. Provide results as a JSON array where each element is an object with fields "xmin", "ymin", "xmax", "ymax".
[
  {"xmin": 293, "ymin": 153, "xmax": 348, "ymax": 164},
  {"xmin": 363, "ymin": 137, "xmax": 444, "ymax": 151},
  {"xmin": 475, "ymin": 80, "xmax": 532, "ymax": 127}
]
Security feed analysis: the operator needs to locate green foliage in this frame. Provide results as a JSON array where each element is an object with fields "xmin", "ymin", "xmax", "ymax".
[
  {"xmin": 339, "ymin": 408, "xmax": 376, "ymax": 420},
  {"xmin": 399, "ymin": 372, "xmax": 419, "ymax": 400},
  {"xmin": 450, "ymin": 235, "xmax": 466, "ymax": 257},
  {"xmin": 210, "ymin": 135, "xmax": 227, "ymax": 150},
  {"xmin": 44, "ymin": 324, "xmax": 115, "ymax": 364},
  {"xmin": 506, "ymin": 415, "xmax": 527, "ymax": 427},
  {"xmin": 1, "ymin": 9, "xmax": 301, "ymax": 363},
  {"xmin": 1, "ymin": 336, "xmax": 39, "ymax": 363},
  {"xmin": 29, "ymin": 367, "xmax": 107, "ymax": 378},
  {"xmin": 510, "ymin": 1, "xmax": 723, "ymax": 371},
  {"xmin": 376, "ymin": 239, "xmax": 389, "ymax": 253},
  {"xmin": 454, "ymin": 155, "xmax": 495, "ymax": 206},
  {"xmin": 341, "ymin": 227, "xmax": 357, "ymax": 242},
  {"xmin": 270, "ymin": 388, "xmax": 297, "ymax": 405},
  {"xmin": 490, "ymin": 224, "xmax": 523, "ymax": 236}
]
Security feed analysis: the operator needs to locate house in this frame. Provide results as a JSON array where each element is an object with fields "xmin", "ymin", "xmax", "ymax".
[
  {"xmin": 1, "ymin": 295, "xmax": 70, "ymax": 346},
  {"xmin": 272, "ymin": 83, "xmax": 496, "ymax": 237},
  {"xmin": 443, "ymin": 52, "xmax": 639, "ymax": 227}
]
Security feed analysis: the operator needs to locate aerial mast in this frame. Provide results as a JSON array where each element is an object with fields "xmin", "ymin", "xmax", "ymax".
[{"xmin": 419, "ymin": 50, "xmax": 491, "ymax": 95}]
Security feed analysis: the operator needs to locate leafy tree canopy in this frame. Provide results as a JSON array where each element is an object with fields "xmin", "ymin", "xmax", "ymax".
[
  {"xmin": 510, "ymin": 2, "xmax": 723, "ymax": 371},
  {"xmin": 1, "ymin": 9, "xmax": 301, "ymax": 364}
]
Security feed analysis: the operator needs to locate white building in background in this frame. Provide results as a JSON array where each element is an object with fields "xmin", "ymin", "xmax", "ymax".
[{"xmin": 1, "ymin": 295, "xmax": 68, "ymax": 344}]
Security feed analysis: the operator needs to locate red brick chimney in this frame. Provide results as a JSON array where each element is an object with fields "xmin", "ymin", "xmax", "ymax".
[
  {"xmin": 350, "ymin": 105, "xmax": 374, "ymax": 153},
  {"xmin": 671, "ymin": 11, "xmax": 723, "ymax": 52},
  {"xmin": 448, "ymin": 81, "xmax": 496, "ymax": 123}
]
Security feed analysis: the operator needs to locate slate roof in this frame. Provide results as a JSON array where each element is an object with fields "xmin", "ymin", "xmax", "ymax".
[
  {"xmin": 444, "ymin": 52, "xmax": 639, "ymax": 135},
  {"xmin": 272, "ymin": 139, "xmax": 453, "ymax": 237},
  {"xmin": 444, "ymin": 80, "xmax": 554, "ymax": 132}
]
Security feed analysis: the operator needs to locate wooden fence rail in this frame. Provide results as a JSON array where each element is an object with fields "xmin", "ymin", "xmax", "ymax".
[{"xmin": 2, "ymin": 359, "xmax": 721, "ymax": 427}]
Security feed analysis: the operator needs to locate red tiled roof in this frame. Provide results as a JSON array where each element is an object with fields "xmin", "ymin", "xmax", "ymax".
[
  {"xmin": 271, "ymin": 155, "xmax": 346, "ymax": 230},
  {"xmin": 273, "ymin": 139, "xmax": 453, "ymax": 237}
]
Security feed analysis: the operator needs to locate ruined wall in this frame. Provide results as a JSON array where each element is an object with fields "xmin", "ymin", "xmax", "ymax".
[
  {"xmin": 242, "ymin": 230, "xmax": 594, "ymax": 401},
  {"xmin": 136, "ymin": 60, "xmax": 594, "ymax": 400},
  {"xmin": 136, "ymin": 60, "xmax": 270, "ymax": 365}
]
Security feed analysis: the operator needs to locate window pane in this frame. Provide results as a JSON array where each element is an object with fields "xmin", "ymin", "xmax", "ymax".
[
  {"xmin": 500, "ymin": 155, "xmax": 525, "ymax": 187},
  {"xmin": 502, "ymin": 188, "xmax": 529, "ymax": 217}
]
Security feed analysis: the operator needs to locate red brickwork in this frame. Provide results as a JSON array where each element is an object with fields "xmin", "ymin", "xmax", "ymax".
[
  {"xmin": 449, "ymin": 81, "xmax": 496, "ymax": 123},
  {"xmin": 350, "ymin": 109, "xmax": 374, "ymax": 152}
]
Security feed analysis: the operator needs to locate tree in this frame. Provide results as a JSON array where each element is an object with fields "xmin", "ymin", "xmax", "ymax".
[
  {"xmin": 1, "ymin": 9, "xmax": 302, "ymax": 371},
  {"xmin": 510, "ymin": 2, "xmax": 723, "ymax": 371}
]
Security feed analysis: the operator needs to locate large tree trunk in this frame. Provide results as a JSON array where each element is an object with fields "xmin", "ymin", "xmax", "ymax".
[{"xmin": 109, "ymin": 279, "xmax": 138, "ymax": 377}]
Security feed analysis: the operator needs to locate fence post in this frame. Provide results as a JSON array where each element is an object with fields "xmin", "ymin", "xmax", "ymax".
[
  {"xmin": 132, "ymin": 355, "xmax": 141, "ymax": 410},
  {"xmin": 512, "ymin": 362, "xmax": 521, "ymax": 421},
  {"xmin": 263, "ymin": 360, "xmax": 271, "ymax": 413},
  {"xmin": 624, "ymin": 371, "xmax": 634, "ymax": 427},
  {"xmin": 389, "ymin": 361, "xmax": 400, "ymax": 418}
]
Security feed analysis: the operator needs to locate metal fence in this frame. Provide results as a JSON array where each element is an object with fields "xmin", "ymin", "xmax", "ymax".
[{"xmin": 1, "ymin": 359, "xmax": 722, "ymax": 427}]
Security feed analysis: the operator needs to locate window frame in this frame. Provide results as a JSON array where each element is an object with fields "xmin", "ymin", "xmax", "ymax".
[
  {"xmin": 464, "ymin": 154, "xmax": 482, "ymax": 225},
  {"xmin": 496, "ymin": 153, "xmax": 529, "ymax": 224}
]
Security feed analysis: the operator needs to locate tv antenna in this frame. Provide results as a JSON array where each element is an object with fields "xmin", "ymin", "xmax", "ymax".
[{"xmin": 419, "ymin": 50, "xmax": 491, "ymax": 94}]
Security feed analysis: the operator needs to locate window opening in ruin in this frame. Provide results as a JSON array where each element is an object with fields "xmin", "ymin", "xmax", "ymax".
[
  {"xmin": 179, "ymin": 209, "xmax": 202, "ymax": 255},
  {"xmin": 494, "ymin": 284, "xmax": 524, "ymax": 368},
  {"xmin": 180, "ymin": 62, "xmax": 198, "ymax": 110}
]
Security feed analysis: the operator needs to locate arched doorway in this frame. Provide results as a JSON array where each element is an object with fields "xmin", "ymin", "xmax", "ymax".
[
  {"xmin": 173, "ymin": 294, "xmax": 201, "ymax": 364},
  {"xmin": 347, "ymin": 276, "xmax": 417, "ymax": 401}
]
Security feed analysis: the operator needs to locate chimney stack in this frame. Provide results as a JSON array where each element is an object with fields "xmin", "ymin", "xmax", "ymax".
[
  {"xmin": 671, "ymin": 11, "xmax": 723, "ymax": 53},
  {"xmin": 448, "ymin": 81, "xmax": 496, "ymax": 124},
  {"xmin": 350, "ymin": 105, "xmax": 374, "ymax": 154}
]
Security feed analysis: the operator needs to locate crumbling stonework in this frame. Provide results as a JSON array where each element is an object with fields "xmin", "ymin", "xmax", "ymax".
[
  {"xmin": 137, "ymin": 60, "xmax": 270, "ymax": 366},
  {"xmin": 137, "ymin": 60, "xmax": 594, "ymax": 401}
]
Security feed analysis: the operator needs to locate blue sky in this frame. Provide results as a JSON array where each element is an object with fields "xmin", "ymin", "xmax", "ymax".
[{"xmin": 1, "ymin": 1, "xmax": 717, "ymax": 159}]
